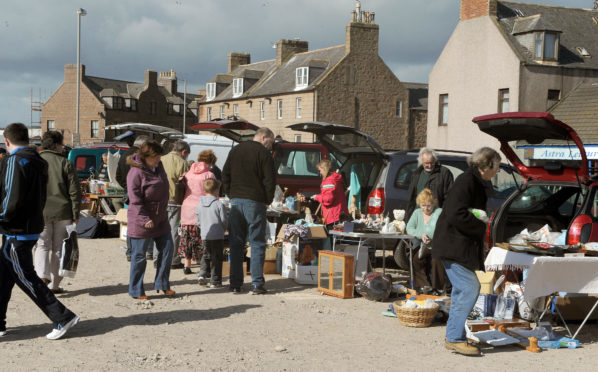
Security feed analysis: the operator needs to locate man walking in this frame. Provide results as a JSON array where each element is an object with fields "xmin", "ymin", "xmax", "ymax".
[
  {"xmin": 161, "ymin": 140, "xmax": 190, "ymax": 268},
  {"xmin": 223, "ymin": 128, "xmax": 276, "ymax": 294},
  {"xmin": 0, "ymin": 123, "xmax": 78, "ymax": 340}
]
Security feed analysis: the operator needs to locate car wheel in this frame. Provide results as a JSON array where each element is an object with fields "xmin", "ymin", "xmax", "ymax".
[{"xmin": 393, "ymin": 239, "xmax": 411, "ymax": 270}]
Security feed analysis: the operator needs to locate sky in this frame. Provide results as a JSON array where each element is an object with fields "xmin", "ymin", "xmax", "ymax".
[{"xmin": 0, "ymin": 0, "xmax": 593, "ymax": 128}]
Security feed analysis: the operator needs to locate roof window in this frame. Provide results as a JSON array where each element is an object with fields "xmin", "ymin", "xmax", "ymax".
[
  {"xmin": 576, "ymin": 47, "xmax": 591, "ymax": 58},
  {"xmin": 592, "ymin": 16, "xmax": 598, "ymax": 25},
  {"xmin": 513, "ymin": 8, "xmax": 524, "ymax": 17}
]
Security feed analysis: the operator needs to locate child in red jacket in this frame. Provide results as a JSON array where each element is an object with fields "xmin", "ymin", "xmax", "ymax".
[{"xmin": 311, "ymin": 159, "xmax": 349, "ymax": 228}]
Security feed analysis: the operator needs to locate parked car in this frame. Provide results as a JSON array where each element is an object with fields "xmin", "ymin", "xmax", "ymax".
[
  {"xmin": 189, "ymin": 119, "xmax": 387, "ymax": 205},
  {"xmin": 67, "ymin": 143, "xmax": 130, "ymax": 181},
  {"xmin": 366, "ymin": 149, "xmax": 523, "ymax": 269},
  {"xmin": 473, "ymin": 111, "xmax": 598, "ymax": 248}
]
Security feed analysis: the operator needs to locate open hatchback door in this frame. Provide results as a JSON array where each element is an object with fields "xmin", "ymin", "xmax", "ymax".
[
  {"xmin": 189, "ymin": 119, "xmax": 259, "ymax": 143},
  {"xmin": 473, "ymin": 112, "xmax": 589, "ymax": 183}
]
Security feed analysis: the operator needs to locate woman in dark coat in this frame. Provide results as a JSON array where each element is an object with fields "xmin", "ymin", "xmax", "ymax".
[
  {"xmin": 432, "ymin": 147, "xmax": 501, "ymax": 356},
  {"xmin": 127, "ymin": 140, "xmax": 175, "ymax": 300}
]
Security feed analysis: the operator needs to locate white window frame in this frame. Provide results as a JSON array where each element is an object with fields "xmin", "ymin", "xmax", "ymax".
[
  {"xmin": 498, "ymin": 89, "xmax": 509, "ymax": 113},
  {"xmin": 220, "ymin": 105, "xmax": 225, "ymax": 119},
  {"xmin": 91, "ymin": 120, "xmax": 99, "ymax": 138},
  {"xmin": 47, "ymin": 120, "xmax": 55, "ymax": 131},
  {"xmin": 296, "ymin": 97, "xmax": 302, "ymax": 118},
  {"xmin": 207, "ymin": 107, "xmax": 212, "ymax": 120},
  {"xmin": 396, "ymin": 101, "xmax": 402, "ymax": 118},
  {"xmin": 233, "ymin": 103, "xmax": 238, "ymax": 118},
  {"xmin": 232, "ymin": 78, "xmax": 243, "ymax": 98},
  {"xmin": 206, "ymin": 82, "xmax": 216, "ymax": 101},
  {"xmin": 439, "ymin": 94, "xmax": 448, "ymax": 126},
  {"xmin": 294, "ymin": 134, "xmax": 302, "ymax": 143},
  {"xmin": 277, "ymin": 99, "xmax": 283, "ymax": 119},
  {"xmin": 296, "ymin": 67, "xmax": 308, "ymax": 88},
  {"xmin": 260, "ymin": 101, "xmax": 265, "ymax": 120}
]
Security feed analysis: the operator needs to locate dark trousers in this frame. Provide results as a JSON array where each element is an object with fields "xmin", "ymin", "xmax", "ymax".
[
  {"xmin": 0, "ymin": 236, "xmax": 75, "ymax": 330},
  {"xmin": 199, "ymin": 239, "xmax": 224, "ymax": 285}
]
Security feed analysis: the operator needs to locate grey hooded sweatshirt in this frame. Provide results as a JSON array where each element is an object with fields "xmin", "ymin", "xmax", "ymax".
[{"xmin": 196, "ymin": 195, "xmax": 228, "ymax": 240}]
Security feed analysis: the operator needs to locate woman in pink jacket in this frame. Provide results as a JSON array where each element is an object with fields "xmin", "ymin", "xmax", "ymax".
[
  {"xmin": 179, "ymin": 150, "xmax": 216, "ymax": 274},
  {"xmin": 312, "ymin": 159, "xmax": 349, "ymax": 228}
]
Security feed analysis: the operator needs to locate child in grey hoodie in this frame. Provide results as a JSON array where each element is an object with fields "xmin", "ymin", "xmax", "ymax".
[{"xmin": 196, "ymin": 178, "xmax": 228, "ymax": 287}]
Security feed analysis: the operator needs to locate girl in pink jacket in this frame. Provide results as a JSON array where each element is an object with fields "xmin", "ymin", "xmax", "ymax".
[
  {"xmin": 312, "ymin": 159, "xmax": 349, "ymax": 228},
  {"xmin": 179, "ymin": 150, "xmax": 216, "ymax": 274}
]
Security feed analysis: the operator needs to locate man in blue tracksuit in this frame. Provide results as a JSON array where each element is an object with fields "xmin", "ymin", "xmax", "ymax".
[{"xmin": 0, "ymin": 122, "xmax": 79, "ymax": 340}]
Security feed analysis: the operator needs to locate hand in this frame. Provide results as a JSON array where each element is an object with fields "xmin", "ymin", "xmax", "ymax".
[
  {"xmin": 144, "ymin": 220, "xmax": 154, "ymax": 229},
  {"xmin": 422, "ymin": 234, "xmax": 431, "ymax": 244}
]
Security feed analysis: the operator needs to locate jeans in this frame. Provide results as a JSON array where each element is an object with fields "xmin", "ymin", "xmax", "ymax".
[
  {"xmin": 129, "ymin": 233, "xmax": 174, "ymax": 298},
  {"xmin": 199, "ymin": 239, "xmax": 224, "ymax": 285},
  {"xmin": 442, "ymin": 260, "xmax": 480, "ymax": 343},
  {"xmin": 229, "ymin": 198, "xmax": 267, "ymax": 288}
]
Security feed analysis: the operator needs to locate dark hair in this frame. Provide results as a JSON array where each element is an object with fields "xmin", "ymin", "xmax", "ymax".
[
  {"xmin": 4, "ymin": 123, "xmax": 29, "ymax": 145},
  {"xmin": 203, "ymin": 178, "xmax": 221, "ymax": 194},
  {"xmin": 198, "ymin": 149, "xmax": 217, "ymax": 165},
  {"xmin": 41, "ymin": 131, "xmax": 64, "ymax": 151},
  {"xmin": 138, "ymin": 140, "xmax": 163, "ymax": 162},
  {"xmin": 0, "ymin": 148, "xmax": 7, "ymax": 155}
]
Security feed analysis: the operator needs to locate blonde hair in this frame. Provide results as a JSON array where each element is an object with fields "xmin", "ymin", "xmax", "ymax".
[
  {"xmin": 416, "ymin": 188, "xmax": 438, "ymax": 207},
  {"xmin": 203, "ymin": 178, "xmax": 221, "ymax": 194},
  {"xmin": 317, "ymin": 159, "xmax": 333, "ymax": 178}
]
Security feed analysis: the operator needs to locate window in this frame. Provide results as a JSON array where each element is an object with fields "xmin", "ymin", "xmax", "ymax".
[
  {"xmin": 149, "ymin": 101, "xmax": 157, "ymax": 115},
  {"xmin": 277, "ymin": 99, "xmax": 283, "ymax": 119},
  {"xmin": 296, "ymin": 97, "xmax": 302, "ymax": 118},
  {"xmin": 547, "ymin": 89, "xmax": 560, "ymax": 109},
  {"xmin": 260, "ymin": 101, "xmax": 265, "ymax": 120},
  {"xmin": 233, "ymin": 104, "xmax": 238, "ymax": 118},
  {"xmin": 294, "ymin": 134, "xmax": 302, "ymax": 142},
  {"xmin": 130, "ymin": 99, "xmax": 137, "ymax": 112},
  {"xmin": 220, "ymin": 105, "xmax": 225, "ymax": 119},
  {"xmin": 206, "ymin": 82, "xmax": 216, "ymax": 101},
  {"xmin": 274, "ymin": 148, "xmax": 321, "ymax": 177},
  {"xmin": 91, "ymin": 120, "xmax": 99, "ymax": 138},
  {"xmin": 535, "ymin": 32, "xmax": 558, "ymax": 60},
  {"xmin": 207, "ymin": 107, "xmax": 212, "ymax": 121},
  {"xmin": 439, "ymin": 94, "xmax": 448, "ymax": 126},
  {"xmin": 576, "ymin": 47, "xmax": 591, "ymax": 58},
  {"xmin": 47, "ymin": 120, "xmax": 55, "ymax": 131},
  {"xmin": 233, "ymin": 78, "xmax": 243, "ymax": 98},
  {"xmin": 296, "ymin": 67, "xmax": 308, "ymax": 88},
  {"xmin": 113, "ymin": 97, "xmax": 124, "ymax": 110},
  {"xmin": 396, "ymin": 101, "xmax": 402, "ymax": 118},
  {"xmin": 498, "ymin": 89, "xmax": 509, "ymax": 113}
]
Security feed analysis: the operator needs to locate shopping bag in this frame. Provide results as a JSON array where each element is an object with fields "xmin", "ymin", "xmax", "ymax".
[
  {"xmin": 173, "ymin": 175, "xmax": 188, "ymax": 205},
  {"xmin": 59, "ymin": 223, "xmax": 79, "ymax": 278}
]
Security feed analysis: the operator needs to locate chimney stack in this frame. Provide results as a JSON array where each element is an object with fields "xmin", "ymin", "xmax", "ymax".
[
  {"xmin": 145, "ymin": 70, "xmax": 157, "ymax": 88},
  {"xmin": 228, "ymin": 52, "xmax": 251, "ymax": 73},
  {"xmin": 65, "ymin": 64, "xmax": 86, "ymax": 82},
  {"xmin": 346, "ymin": 1, "xmax": 379, "ymax": 55},
  {"xmin": 275, "ymin": 39, "xmax": 309, "ymax": 66},
  {"xmin": 460, "ymin": 0, "xmax": 497, "ymax": 21},
  {"xmin": 158, "ymin": 68, "xmax": 177, "ymax": 93}
]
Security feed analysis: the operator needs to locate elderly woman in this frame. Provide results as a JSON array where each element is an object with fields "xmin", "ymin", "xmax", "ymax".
[
  {"xmin": 432, "ymin": 147, "xmax": 501, "ymax": 356},
  {"xmin": 311, "ymin": 159, "xmax": 349, "ymax": 229},
  {"xmin": 179, "ymin": 150, "xmax": 216, "ymax": 277},
  {"xmin": 405, "ymin": 188, "xmax": 442, "ymax": 291},
  {"xmin": 127, "ymin": 140, "xmax": 175, "ymax": 300}
]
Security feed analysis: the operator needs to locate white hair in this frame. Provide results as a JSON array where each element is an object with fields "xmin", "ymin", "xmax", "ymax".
[{"xmin": 417, "ymin": 147, "xmax": 438, "ymax": 166}]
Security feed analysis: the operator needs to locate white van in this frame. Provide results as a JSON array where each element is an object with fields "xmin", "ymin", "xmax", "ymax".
[{"xmin": 183, "ymin": 134, "xmax": 234, "ymax": 169}]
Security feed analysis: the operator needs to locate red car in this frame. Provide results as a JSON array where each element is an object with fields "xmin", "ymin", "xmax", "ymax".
[{"xmin": 473, "ymin": 112, "xmax": 598, "ymax": 246}]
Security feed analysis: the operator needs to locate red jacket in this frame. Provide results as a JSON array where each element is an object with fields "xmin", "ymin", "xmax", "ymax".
[{"xmin": 314, "ymin": 172, "xmax": 348, "ymax": 225}]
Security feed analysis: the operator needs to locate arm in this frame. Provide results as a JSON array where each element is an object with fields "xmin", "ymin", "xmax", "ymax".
[
  {"xmin": 126, "ymin": 170, "xmax": 152, "ymax": 227},
  {"xmin": 65, "ymin": 159, "xmax": 82, "ymax": 221},
  {"xmin": 0, "ymin": 156, "xmax": 25, "ymax": 223},
  {"xmin": 405, "ymin": 209, "xmax": 420, "ymax": 236},
  {"xmin": 261, "ymin": 150, "xmax": 276, "ymax": 205},
  {"xmin": 219, "ymin": 202, "xmax": 229, "ymax": 231}
]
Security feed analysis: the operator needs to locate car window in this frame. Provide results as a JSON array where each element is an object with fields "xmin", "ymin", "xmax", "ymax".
[
  {"xmin": 394, "ymin": 161, "xmax": 418, "ymax": 189},
  {"xmin": 589, "ymin": 188, "xmax": 598, "ymax": 219},
  {"xmin": 340, "ymin": 158, "xmax": 382, "ymax": 192},
  {"xmin": 508, "ymin": 185, "xmax": 580, "ymax": 216},
  {"xmin": 75, "ymin": 155, "xmax": 97, "ymax": 173},
  {"xmin": 274, "ymin": 148, "xmax": 320, "ymax": 177}
]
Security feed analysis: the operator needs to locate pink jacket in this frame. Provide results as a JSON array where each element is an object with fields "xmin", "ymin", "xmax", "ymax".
[
  {"xmin": 313, "ymin": 172, "xmax": 348, "ymax": 225},
  {"xmin": 180, "ymin": 162, "xmax": 215, "ymax": 225}
]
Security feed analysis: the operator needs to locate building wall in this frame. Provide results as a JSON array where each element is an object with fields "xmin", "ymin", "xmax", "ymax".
[
  {"xmin": 410, "ymin": 109, "xmax": 428, "ymax": 149},
  {"xmin": 427, "ymin": 16, "xmax": 520, "ymax": 152}
]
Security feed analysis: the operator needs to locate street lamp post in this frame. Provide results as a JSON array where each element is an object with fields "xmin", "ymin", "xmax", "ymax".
[
  {"xmin": 75, "ymin": 8, "xmax": 87, "ymax": 146},
  {"xmin": 183, "ymin": 79, "xmax": 187, "ymax": 135}
]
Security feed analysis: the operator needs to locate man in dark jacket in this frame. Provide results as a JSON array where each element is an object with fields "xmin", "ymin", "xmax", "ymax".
[
  {"xmin": 406, "ymin": 148, "xmax": 454, "ymax": 222},
  {"xmin": 0, "ymin": 123, "xmax": 79, "ymax": 340},
  {"xmin": 223, "ymin": 127, "xmax": 276, "ymax": 295}
]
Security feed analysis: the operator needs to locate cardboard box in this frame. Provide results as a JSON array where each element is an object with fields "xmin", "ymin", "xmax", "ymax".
[
  {"xmin": 246, "ymin": 244, "xmax": 280, "ymax": 261},
  {"xmin": 555, "ymin": 294, "xmax": 598, "ymax": 321},
  {"xmin": 334, "ymin": 243, "xmax": 369, "ymax": 281},
  {"xmin": 263, "ymin": 260, "xmax": 277, "ymax": 275},
  {"xmin": 473, "ymin": 293, "xmax": 498, "ymax": 317},
  {"xmin": 476, "ymin": 271, "xmax": 496, "ymax": 295},
  {"xmin": 114, "ymin": 208, "xmax": 128, "ymax": 224},
  {"xmin": 222, "ymin": 261, "xmax": 247, "ymax": 278},
  {"xmin": 295, "ymin": 265, "xmax": 318, "ymax": 285}
]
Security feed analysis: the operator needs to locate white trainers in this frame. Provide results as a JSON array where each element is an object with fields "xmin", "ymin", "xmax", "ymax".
[
  {"xmin": 0, "ymin": 330, "xmax": 7, "ymax": 337},
  {"xmin": 46, "ymin": 315, "xmax": 79, "ymax": 340},
  {"xmin": 198, "ymin": 276, "xmax": 208, "ymax": 286}
]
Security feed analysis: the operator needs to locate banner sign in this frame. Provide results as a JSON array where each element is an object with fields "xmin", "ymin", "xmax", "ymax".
[{"xmin": 524, "ymin": 146, "xmax": 598, "ymax": 160}]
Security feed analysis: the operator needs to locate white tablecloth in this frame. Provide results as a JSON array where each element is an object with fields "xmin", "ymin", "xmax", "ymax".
[{"xmin": 484, "ymin": 247, "xmax": 536, "ymax": 271}]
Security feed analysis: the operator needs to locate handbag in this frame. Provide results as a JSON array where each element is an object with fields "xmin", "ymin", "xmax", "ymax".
[
  {"xmin": 60, "ymin": 223, "xmax": 79, "ymax": 278},
  {"xmin": 173, "ymin": 175, "xmax": 187, "ymax": 205}
]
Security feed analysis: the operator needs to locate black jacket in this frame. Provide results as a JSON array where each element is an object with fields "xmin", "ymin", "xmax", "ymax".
[
  {"xmin": 222, "ymin": 141, "xmax": 276, "ymax": 205},
  {"xmin": 431, "ymin": 166, "xmax": 488, "ymax": 271},
  {"xmin": 0, "ymin": 147, "xmax": 48, "ymax": 235},
  {"xmin": 406, "ymin": 162, "xmax": 454, "ymax": 221}
]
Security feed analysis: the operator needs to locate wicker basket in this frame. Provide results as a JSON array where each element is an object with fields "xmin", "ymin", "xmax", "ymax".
[{"xmin": 393, "ymin": 300, "xmax": 439, "ymax": 328}]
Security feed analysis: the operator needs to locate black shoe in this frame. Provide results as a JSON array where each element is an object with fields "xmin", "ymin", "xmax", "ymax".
[
  {"xmin": 183, "ymin": 267, "xmax": 192, "ymax": 275},
  {"xmin": 171, "ymin": 263, "xmax": 184, "ymax": 269},
  {"xmin": 126, "ymin": 256, "xmax": 131, "ymax": 262},
  {"xmin": 229, "ymin": 286, "xmax": 242, "ymax": 294},
  {"xmin": 250, "ymin": 285, "xmax": 267, "ymax": 295}
]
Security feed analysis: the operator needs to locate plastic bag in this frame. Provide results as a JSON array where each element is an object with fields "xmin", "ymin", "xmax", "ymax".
[
  {"xmin": 59, "ymin": 223, "xmax": 79, "ymax": 278},
  {"xmin": 355, "ymin": 272, "xmax": 392, "ymax": 301},
  {"xmin": 494, "ymin": 291, "xmax": 516, "ymax": 319}
]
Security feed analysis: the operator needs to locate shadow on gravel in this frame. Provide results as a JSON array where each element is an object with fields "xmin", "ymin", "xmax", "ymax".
[{"xmin": 3, "ymin": 304, "xmax": 262, "ymax": 341}]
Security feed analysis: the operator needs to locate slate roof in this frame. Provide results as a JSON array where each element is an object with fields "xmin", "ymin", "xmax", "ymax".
[
  {"xmin": 208, "ymin": 45, "xmax": 346, "ymax": 102},
  {"xmin": 549, "ymin": 82, "xmax": 598, "ymax": 144},
  {"xmin": 402, "ymin": 82, "xmax": 429, "ymax": 110},
  {"xmin": 497, "ymin": 1, "xmax": 598, "ymax": 69}
]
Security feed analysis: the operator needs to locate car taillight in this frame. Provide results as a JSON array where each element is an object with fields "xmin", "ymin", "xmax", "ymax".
[
  {"xmin": 367, "ymin": 188, "xmax": 385, "ymax": 215},
  {"xmin": 568, "ymin": 214, "xmax": 593, "ymax": 245},
  {"xmin": 485, "ymin": 211, "xmax": 496, "ymax": 250}
]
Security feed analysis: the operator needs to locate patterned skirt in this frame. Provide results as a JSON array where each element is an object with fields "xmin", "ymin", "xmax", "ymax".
[{"xmin": 178, "ymin": 224, "xmax": 203, "ymax": 260}]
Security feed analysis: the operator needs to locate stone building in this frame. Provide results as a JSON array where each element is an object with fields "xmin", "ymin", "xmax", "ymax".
[
  {"xmin": 42, "ymin": 65, "xmax": 200, "ymax": 145},
  {"xmin": 199, "ymin": 2, "xmax": 427, "ymax": 150}
]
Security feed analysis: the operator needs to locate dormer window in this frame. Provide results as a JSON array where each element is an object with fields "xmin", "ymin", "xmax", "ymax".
[
  {"xmin": 534, "ymin": 32, "xmax": 558, "ymax": 61},
  {"xmin": 233, "ymin": 78, "xmax": 243, "ymax": 98},
  {"xmin": 206, "ymin": 82, "xmax": 216, "ymax": 101},
  {"xmin": 296, "ymin": 67, "xmax": 308, "ymax": 88}
]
